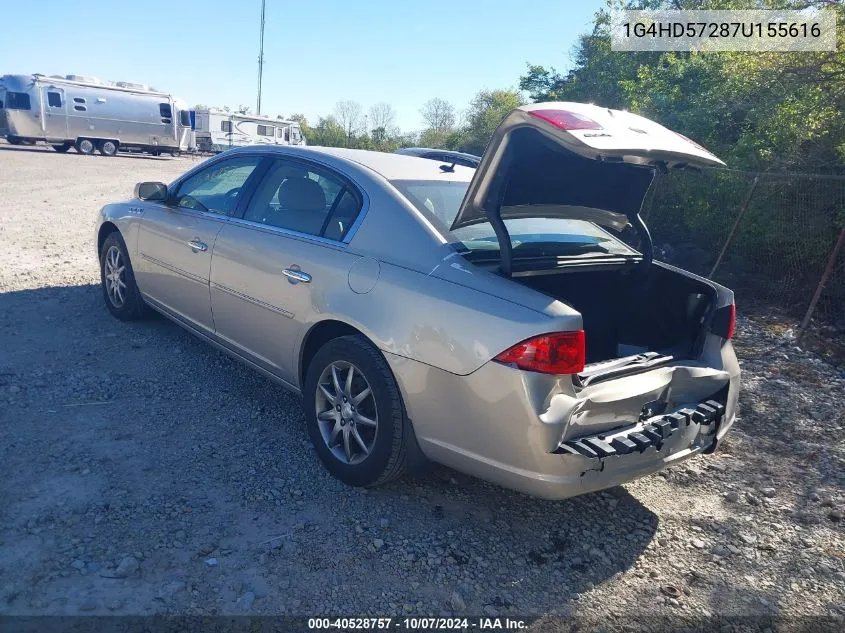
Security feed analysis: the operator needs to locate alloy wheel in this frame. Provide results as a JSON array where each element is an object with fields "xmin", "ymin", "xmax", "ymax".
[
  {"xmin": 104, "ymin": 245, "xmax": 127, "ymax": 308},
  {"xmin": 315, "ymin": 361, "xmax": 378, "ymax": 465}
]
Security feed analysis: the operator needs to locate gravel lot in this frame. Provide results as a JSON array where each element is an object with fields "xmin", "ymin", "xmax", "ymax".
[{"xmin": 0, "ymin": 142, "xmax": 843, "ymax": 625}]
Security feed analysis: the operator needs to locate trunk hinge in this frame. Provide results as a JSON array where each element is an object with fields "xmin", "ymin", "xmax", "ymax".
[
  {"xmin": 489, "ymin": 209, "xmax": 513, "ymax": 277},
  {"xmin": 631, "ymin": 212, "xmax": 653, "ymax": 274}
]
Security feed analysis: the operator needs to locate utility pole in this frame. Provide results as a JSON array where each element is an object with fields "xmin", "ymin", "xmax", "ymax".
[{"xmin": 256, "ymin": 0, "xmax": 266, "ymax": 115}]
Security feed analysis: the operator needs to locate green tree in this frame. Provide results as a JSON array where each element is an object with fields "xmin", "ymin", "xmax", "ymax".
[{"xmin": 461, "ymin": 89, "xmax": 524, "ymax": 155}]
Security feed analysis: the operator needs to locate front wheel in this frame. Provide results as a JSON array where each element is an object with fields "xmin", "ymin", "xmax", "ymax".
[
  {"xmin": 99, "ymin": 232, "xmax": 149, "ymax": 321},
  {"xmin": 304, "ymin": 335, "xmax": 413, "ymax": 487}
]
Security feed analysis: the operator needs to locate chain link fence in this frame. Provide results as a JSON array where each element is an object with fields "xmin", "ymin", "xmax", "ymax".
[{"xmin": 642, "ymin": 168, "xmax": 845, "ymax": 347}]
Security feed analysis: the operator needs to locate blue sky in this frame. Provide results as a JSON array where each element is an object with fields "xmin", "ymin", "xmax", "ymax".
[{"xmin": 1, "ymin": 0, "xmax": 604, "ymax": 131}]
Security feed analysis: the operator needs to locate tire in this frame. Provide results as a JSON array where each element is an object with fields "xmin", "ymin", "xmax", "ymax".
[
  {"xmin": 76, "ymin": 138, "xmax": 95, "ymax": 155},
  {"xmin": 99, "ymin": 232, "xmax": 149, "ymax": 321},
  {"xmin": 52, "ymin": 143, "xmax": 71, "ymax": 153},
  {"xmin": 304, "ymin": 335, "xmax": 413, "ymax": 487},
  {"xmin": 98, "ymin": 140, "xmax": 118, "ymax": 157}
]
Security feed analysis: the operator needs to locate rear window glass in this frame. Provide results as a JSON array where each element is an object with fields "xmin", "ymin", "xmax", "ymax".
[
  {"xmin": 391, "ymin": 180, "xmax": 469, "ymax": 228},
  {"xmin": 6, "ymin": 92, "xmax": 31, "ymax": 110},
  {"xmin": 391, "ymin": 179, "xmax": 638, "ymax": 257}
]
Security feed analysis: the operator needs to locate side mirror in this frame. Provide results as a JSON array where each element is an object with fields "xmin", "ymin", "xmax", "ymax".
[{"xmin": 134, "ymin": 181, "xmax": 168, "ymax": 201}]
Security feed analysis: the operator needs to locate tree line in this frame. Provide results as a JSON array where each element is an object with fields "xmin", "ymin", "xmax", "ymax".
[{"xmin": 280, "ymin": 90, "xmax": 523, "ymax": 155}]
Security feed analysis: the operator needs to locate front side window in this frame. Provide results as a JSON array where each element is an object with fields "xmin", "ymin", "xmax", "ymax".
[
  {"xmin": 243, "ymin": 159, "xmax": 362, "ymax": 239},
  {"xmin": 47, "ymin": 92, "xmax": 62, "ymax": 108},
  {"xmin": 221, "ymin": 120, "xmax": 232, "ymax": 132},
  {"xmin": 179, "ymin": 110, "xmax": 191, "ymax": 127},
  {"xmin": 175, "ymin": 156, "xmax": 262, "ymax": 216},
  {"xmin": 257, "ymin": 125, "xmax": 274, "ymax": 137},
  {"xmin": 6, "ymin": 92, "xmax": 31, "ymax": 110}
]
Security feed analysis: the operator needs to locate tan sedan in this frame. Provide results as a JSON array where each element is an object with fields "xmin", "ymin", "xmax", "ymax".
[{"xmin": 95, "ymin": 102, "xmax": 740, "ymax": 499}]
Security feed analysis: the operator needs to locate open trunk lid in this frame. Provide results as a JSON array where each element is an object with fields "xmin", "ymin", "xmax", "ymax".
[{"xmin": 450, "ymin": 101, "xmax": 724, "ymax": 237}]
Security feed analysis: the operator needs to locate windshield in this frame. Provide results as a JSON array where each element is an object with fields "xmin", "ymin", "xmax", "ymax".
[{"xmin": 390, "ymin": 179, "xmax": 639, "ymax": 257}]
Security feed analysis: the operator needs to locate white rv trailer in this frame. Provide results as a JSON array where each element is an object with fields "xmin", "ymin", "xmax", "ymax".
[
  {"xmin": 193, "ymin": 108, "xmax": 305, "ymax": 153},
  {"xmin": 0, "ymin": 74, "xmax": 194, "ymax": 156}
]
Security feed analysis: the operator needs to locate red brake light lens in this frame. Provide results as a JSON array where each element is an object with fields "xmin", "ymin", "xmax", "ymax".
[
  {"xmin": 727, "ymin": 303, "xmax": 736, "ymax": 339},
  {"xmin": 528, "ymin": 109, "xmax": 603, "ymax": 131},
  {"xmin": 495, "ymin": 331, "xmax": 586, "ymax": 375}
]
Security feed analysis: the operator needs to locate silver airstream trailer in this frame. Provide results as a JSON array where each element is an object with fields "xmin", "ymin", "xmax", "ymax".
[{"xmin": 0, "ymin": 74, "xmax": 194, "ymax": 156}]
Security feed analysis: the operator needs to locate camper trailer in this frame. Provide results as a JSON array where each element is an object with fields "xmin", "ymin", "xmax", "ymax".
[
  {"xmin": 193, "ymin": 108, "xmax": 305, "ymax": 153},
  {"xmin": 0, "ymin": 74, "xmax": 194, "ymax": 156}
]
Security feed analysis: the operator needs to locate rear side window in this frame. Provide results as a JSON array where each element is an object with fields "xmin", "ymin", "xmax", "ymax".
[
  {"xmin": 257, "ymin": 125, "xmax": 273, "ymax": 137},
  {"xmin": 47, "ymin": 92, "xmax": 62, "ymax": 107},
  {"xmin": 159, "ymin": 103, "xmax": 172, "ymax": 118},
  {"xmin": 243, "ymin": 159, "xmax": 362, "ymax": 240},
  {"xmin": 221, "ymin": 120, "xmax": 231, "ymax": 132},
  {"xmin": 6, "ymin": 92, "xmax": 31, "ymax": 110}
]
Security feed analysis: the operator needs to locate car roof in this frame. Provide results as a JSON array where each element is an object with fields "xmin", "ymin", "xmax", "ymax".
[{"xmin": 223, "ymin": 145, "xmax": 476, "ymax": 182}]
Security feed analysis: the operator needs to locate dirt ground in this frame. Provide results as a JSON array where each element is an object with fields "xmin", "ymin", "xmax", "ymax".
[{"xmin": 0, "ymin": 142, "xmax": 843, "ymax": 627}]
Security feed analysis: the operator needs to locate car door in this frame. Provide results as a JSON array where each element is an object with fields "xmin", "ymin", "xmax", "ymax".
[
  {"xmin": 210, "ymin": 157, "xmax": 365, "ymax": 385},
  {"xmin": 136, "ymin": 155, "xmax": 265, "ymax": 332}
]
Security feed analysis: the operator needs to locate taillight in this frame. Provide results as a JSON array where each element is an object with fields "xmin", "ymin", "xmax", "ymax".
[
  {"xmin": 528, "ymin": 109, "xmax": 603, "ymax": 131},
  {"xmin": 494, "ymin": 331, "xmax": 586, "ymax": 375},
  {"xmin": 711, "ymin": 303, "xmax": 735, "ymax": 339}
]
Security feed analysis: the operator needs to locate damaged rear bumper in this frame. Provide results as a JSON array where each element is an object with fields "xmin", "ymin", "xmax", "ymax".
[{"xmin": 384, "ymin": 340, "xmax": 740, "ymax": 500}]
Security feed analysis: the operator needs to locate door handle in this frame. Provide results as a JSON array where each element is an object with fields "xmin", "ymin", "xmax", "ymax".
[
  {"xmin": 282, "ymin": 268, "xmax": 311, "ymax": 284},
  {"xmin": 187, "ymin": 239, "xmax": 208, "ymax": 252}
]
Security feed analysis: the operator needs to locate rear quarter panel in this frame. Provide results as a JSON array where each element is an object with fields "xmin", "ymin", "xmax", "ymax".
[{"xmin": 326, "ymin": 261, "xmax": 581, "ymax": 377}]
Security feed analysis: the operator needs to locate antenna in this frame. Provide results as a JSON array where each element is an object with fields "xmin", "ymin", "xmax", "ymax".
[{"xmin": 256, "ymin": 0, "xmax": 266, "ymax": 115}]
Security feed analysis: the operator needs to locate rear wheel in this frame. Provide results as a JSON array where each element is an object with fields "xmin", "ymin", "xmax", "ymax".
[
  {"xmin": 76, "ymin": 138, "xmax": 95, "ymax": 155},
  {"xmin": 99, "ymin": 232, "xmax": 149, "ymax": 321},
  {"xmin": 98, "ymin": 140, "xmax": 118, "ymax": 156},
  {"xmin": 52, "ymin": 143, "xmax": 72, "ymax": 153},
  {"xmin": 304, "ymin": 335, "xmax": 413, "ymax": 487}
]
